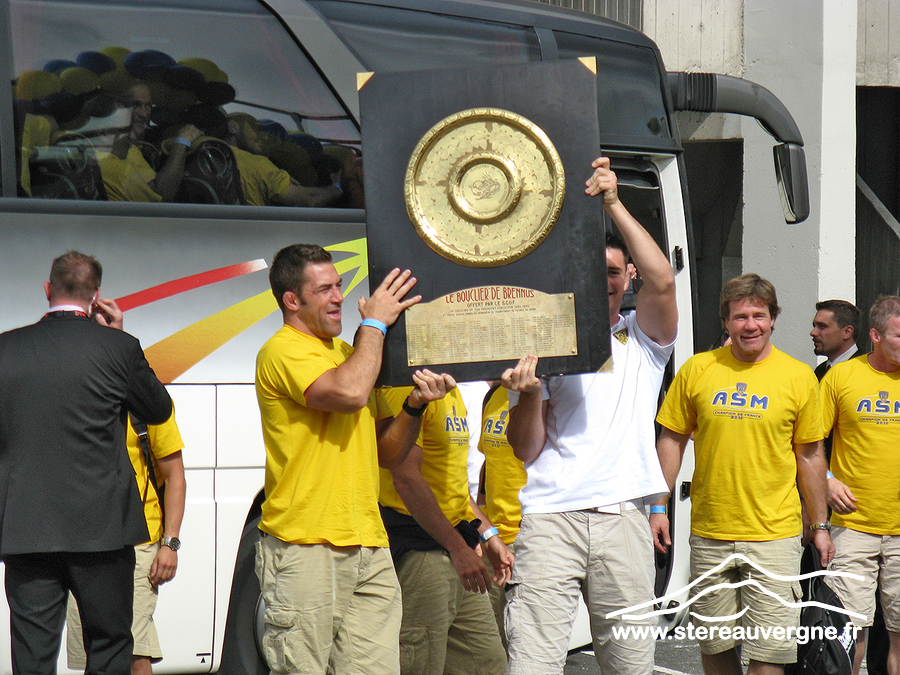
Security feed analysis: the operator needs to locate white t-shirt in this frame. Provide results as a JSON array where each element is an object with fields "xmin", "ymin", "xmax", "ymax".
[{"xmin": 509, "ymin": 312, "xmax": 674, "ymax": 514}]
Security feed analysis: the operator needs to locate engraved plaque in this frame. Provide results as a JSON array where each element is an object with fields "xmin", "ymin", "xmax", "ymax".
[{"xmin": 405, "ymin": 286, "xmax": 576, "ymax": 366}]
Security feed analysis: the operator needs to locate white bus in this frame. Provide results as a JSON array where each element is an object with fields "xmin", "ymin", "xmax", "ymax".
[{"xmin": 0, "ymin": 1, "xmax": 809, "ymax": 673}]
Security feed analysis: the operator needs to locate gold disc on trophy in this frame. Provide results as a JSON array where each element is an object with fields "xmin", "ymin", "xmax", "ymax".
[{"xmin": 405, "ymin": 108, "xmax": 565, "ymax": 268}]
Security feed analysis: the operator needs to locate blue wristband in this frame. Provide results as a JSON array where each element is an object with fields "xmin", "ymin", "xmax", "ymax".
[
  {"xmin": 360, "ymin": 318, "xmax": 387, "ymax": 336},
  {"xmin": 175, "ymin": 137, "xmax": 192, "ymax": 147},
  {"xmin": 650, "ymin": 505, "xmax": 667, "ymax": 515},
  {"xmin": 826, "ymin": 470, "xmax": 834, "ymax": 480},
  {"xmin": 480, "ymin": 526, "xmax": 499, "ymax": 543}
]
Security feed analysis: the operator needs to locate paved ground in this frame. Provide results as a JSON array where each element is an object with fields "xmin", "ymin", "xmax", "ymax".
[
  {"xmin": 564, "ymin": 638, "xmax": 869, "ymax": 674},
  {"xmin": 564, "ymin": 638, "xmax": 703, "ymax": 675}
]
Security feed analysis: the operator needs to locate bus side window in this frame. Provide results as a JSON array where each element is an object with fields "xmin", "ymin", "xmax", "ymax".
[{"xmin": 9, "ymin": 0, "xmax": 360, "ymax": 208}]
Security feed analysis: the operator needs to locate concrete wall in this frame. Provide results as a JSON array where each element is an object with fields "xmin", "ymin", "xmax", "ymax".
[
  {"xmin": 741, "ymin": 0, "xmax": 856, "ymax": 365},
  {"xmin": 644, "ymin": 0, "xmax": 743, "ymax": 76},
  {"xmin": 858, "ymin": 0, "xmax": 900, "ymax": 86},
  {"xmin": 645, "ymin": 0, "xmax": 857, "ymax": 365}
]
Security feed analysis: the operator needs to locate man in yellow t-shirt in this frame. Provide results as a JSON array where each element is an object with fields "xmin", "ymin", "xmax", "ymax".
[
  {"xmin": 67, "ymin": 411, "xmax": 186, "ymax": 675},
  {"xmin": 379, "ymin": 385, "xmax": 511, "ymax": 675},
  {"xmin": 476, "ymin": 384, "xmax": 526, "ymax": 645},
  {"xmin": 225, "ymin": 113, "xmax": 342, "ymax": 207},
  {"xmin": 654, "ymin": 274, "xmax": 832, "ymax": 675},
  {"xmin": 98, "ymin": 83, "xmax": 201, "ymax": 202},
  {"xmin": 254, "ymin": 243, "xmax": 453, "ymax": 675},
  {"xmin": 823, "ymin": 295, "xmax": 900, "ymax": 675}
]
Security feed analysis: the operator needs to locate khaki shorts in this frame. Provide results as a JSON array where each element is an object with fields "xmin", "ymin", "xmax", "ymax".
[
  {"xmin": 688, "ymin": 535, "xmax": 802, "ymax": 664},
  {"xmin": 505, "ymin": 508, "xmax": 656, "ymax": 675},
  {"xmin": 67, "ymin": 541, "xmax": 162, "ymax": 668},
  {"xmin": 828, "ymin": 526, "xmax": 900, "ymax": 631},
  {"xmin": 395, "ymin": 549, "xmax": 506, "ymax": 675},
  {"xmin": 255, "ymin": 534, "xmax": 401, "ymax": 675}
]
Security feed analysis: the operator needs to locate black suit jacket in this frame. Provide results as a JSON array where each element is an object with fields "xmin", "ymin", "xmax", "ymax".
[{"xmin": 0, "ymin": 313, "xmax": 172, "ymax": 556}]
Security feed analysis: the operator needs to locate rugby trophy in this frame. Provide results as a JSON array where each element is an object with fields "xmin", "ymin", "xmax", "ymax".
[{"xmin": 359, "ymin": 58, "xmax": 610, "ymax": 385}]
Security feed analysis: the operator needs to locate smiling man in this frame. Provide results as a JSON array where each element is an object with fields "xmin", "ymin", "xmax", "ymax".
[
  {"xmin": 98, "ymin": 82, "xmax": 201, "ymax": 202},
  {"xmin": 652, "ymin": 274, "xmax": 832, "ymax": 675},
  {"xmin": 254, "ymin": 244, "xmax": 456, "ymax": 675}
]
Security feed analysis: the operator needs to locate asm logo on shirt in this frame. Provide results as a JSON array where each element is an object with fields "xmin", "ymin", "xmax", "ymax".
[
  {"xmin": 444, "ymin": 406, "xmax": 469, "ymax": 434},
  {"xmin": 711, "ymin": 382, "xmax": 770, "ymax": 410},
  {"xmin": 483, "ymin": 411, "xmax": 509, "ymax": 437},
  {"xmin": 855, "ymin": 391, "xmax": 900, "ymax": 414}
]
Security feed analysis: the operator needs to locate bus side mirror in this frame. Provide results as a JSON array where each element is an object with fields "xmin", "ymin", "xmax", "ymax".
[{"xmin": 774, "ymin": 142, "xmax": 809, "ymax": 224}]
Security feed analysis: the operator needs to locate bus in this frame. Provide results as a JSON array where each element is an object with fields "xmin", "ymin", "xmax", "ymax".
[{"xmin": 0, "ymin": 1, "xmax": 809, "ymax": 673}]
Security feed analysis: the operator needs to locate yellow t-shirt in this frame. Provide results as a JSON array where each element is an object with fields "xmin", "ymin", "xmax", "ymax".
[
  {"xmin": 129, "ymin": 411, "xmax": 184, "ymax": 544},
  {"xmin": 822, "ymin": 355, "xmax": 900, "ymax": 534},
  {"xmin": 255, "ymin": 325, "xmax": 388, "ymax": 546},
  {"xmin": 657, "ymin": 346, "xmax": 823, "ymax": 541},
  {"xmin": 231, "ymin": 146, "xmax": 292, "ymax": 206},
  {"xmin": 20, "ymin": 113, "xmax": 54, "ymax": 195},
  {"xmin": 379, "ymin": 386, "xmax": 475, "ymax": 526},
  {"xmin": 97, "ymin": 145, "xmax": 162, "ymax": 202},
  {"xmin": 479, "ymin": 387, "xmax": 526, "ymax": 545}
]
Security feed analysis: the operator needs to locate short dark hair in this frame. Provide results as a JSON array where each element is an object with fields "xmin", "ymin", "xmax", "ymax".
[
  {"xmin": 869, "ymin": 295, "xmax": 900, "ymax": 336},
  {"xmin": 269, "ymin": 244, "xmax": 332, "ymax": 311},
  {"xmin": 606, "ymin": 229, "xmax": 630, "ymax": 263},
  {"xmin": 815, "ymin": 299, "xmax": 861, "ymax": 340},
  {"xmin": 719, "ymin": 273, "xmax": 780, "ymax": 322},
  {"xmin": 49, "ymin": 251, "xmax": 102, "ymax": 303}
]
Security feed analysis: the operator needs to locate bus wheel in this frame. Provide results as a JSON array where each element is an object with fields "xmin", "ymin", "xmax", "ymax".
[{"xmin": 218, "ymin": 517, "xmax": 267, "ymax": 675}]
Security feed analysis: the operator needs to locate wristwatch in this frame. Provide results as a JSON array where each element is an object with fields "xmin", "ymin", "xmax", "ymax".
[
  {"xmin": 162, "ymin": 536, "xmax": 182, "ymax": 551},
  {"xmin": 402, "ymin": 397, "xmax": 427, "ymax": 418},
  {"xmin": 810, "ymin": 522, "xmax": 832, "ymax": 532}
]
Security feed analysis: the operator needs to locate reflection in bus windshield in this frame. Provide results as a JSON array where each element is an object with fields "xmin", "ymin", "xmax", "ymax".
[{"xmin": 14, "ymin": 47, "xmax": 363, "ymax": 208}]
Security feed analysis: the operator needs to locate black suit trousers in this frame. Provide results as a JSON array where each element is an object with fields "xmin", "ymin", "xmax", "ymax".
[{"xmin": 4, "ymin": 547, "xmax": 135, "ymax": 675}]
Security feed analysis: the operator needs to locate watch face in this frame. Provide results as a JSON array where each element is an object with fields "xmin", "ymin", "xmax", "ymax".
[{"xmin": 165, "ymin": 537, "xmax": 181, "ymax": 551}]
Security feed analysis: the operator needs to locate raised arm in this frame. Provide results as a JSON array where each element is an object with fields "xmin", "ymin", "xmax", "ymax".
[
  {"xmin": 148, "ymin": 124, "xmax": 202, "ymax": 201},
  {"xmin": 586, "ymin": 156, "xmax": 677, "ymax": 345},
  {"xmin": 305, "ymin": 268, "xmax": 420, "ymax": 412},
  {"xmin": 376, "ymin": 370, "xmax": 457, "ymax": 470},
  {"xmin": 91, "ymin": 297, "xmax": 123, "ymax": 330},
  {"xmin": 501, "ymin": 355, "xmax": 547, "ymax": 463}
]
